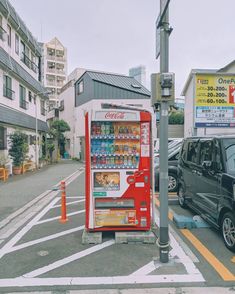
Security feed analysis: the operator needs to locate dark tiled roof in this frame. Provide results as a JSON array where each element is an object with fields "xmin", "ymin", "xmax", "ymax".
[
  {"xmin": 0, "ymin": 105, "xmax": 48, "ymax": 132},
  {"xmin": 86, "ymin": 71, "xmax": 150, "ymax": 96}
]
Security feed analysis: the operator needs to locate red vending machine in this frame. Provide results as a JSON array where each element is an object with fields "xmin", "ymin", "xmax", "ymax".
[{"xmin": 85, "ymin": 106, "xmax": 152, "ymax": 231}]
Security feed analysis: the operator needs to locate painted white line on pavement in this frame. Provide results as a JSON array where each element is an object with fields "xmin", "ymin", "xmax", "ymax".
[
  {"xmin": 23, "ymin": 239, "xmax": 115, "ymax": 278},
  {"xmin": 8, "ymin": 225, "xmax": 85, "ymax": 253},
  {"xmin": 169, "ymin": 234, "xmax": 201, "ymax": 275},
  {"xmin": 66, "ymin": 196, "xmax": 85, "ymax": 199},
  {"xmin": 129, "ymin": 261, "xmax": 156, "ymax": 276},
  {"xmin": 53, "ymin": 199, "xmax": 85, "ymax": 208},
  {"xmin": 154, "ymin": 207, "xmax": 202, "ymax": 277},
  {"xmin": 36, "ymin": 209, "xmax": 85, "ymax": 225},
  {"xmin": 0, "ymin": 197, "xmax": 60, "ymax": 259},
  {"xmin": 0, "ymin": 273, "xmax": 205, "ymax": 287}
]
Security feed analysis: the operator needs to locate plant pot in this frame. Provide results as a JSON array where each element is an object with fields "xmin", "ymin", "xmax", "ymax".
[{"xmin": 13, "ymin": 166, "xmax": 22, "ymax": 175}]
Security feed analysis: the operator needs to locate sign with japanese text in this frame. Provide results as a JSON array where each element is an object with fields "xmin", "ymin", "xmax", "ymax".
[{"xmin": 195, "ymin": 74, "xmax": 235, "ymax": 127}]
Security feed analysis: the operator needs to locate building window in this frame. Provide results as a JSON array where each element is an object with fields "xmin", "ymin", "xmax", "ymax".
[
  {"xmin": 59, "ymin": 100, "xmax": 64, "ymax": 111},
  {"xmin": 40, "ymin": 100, "xmax": 46, "ymax": 116},
  {"xmin": 7, "ymin": 24, "xmax": 11, "ymax": 47},
  {"xmin": 15, "ymin": 33, "xmax": 19, "ymax": 55},
  {"xmin": 77, "ymin": 80, "xmax": 84, "ymax": 95},
  {"xmin": 0, "ymin": 126, "xmax": 7, "ymax": 150},
  {"xmin": 0, "ymin": 14, "xmax": 6, "ymax": 41},
  {"xmin": 3, "ymin": 75, "xmax": 15, "ymax": 100},
  {"xmin": 28, "ymin": 91, "xmax": 32, "ymax": 102},
  {"xmin": 20, "ymin": 41, "xmax": 31, "ymax": 69},
  {"xmin": 19, "ymin": 85, "xmax": 28, "ymax": 110}
]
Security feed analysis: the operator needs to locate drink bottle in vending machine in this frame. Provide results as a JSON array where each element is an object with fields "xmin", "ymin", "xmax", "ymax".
[{"xmin": 85, "ymin": 108, "xmax": 152, "ymax": 231}]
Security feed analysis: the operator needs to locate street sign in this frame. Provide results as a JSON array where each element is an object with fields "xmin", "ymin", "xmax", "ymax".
[
  {"xmin": 194, "ymin": 74, "xmax": 235, "ymax": 128},
  {"xmin": 156, "ymin": 15, "xmax": 161, "ymax": 59},
  {"xmin": 156, "ymin": 0, "xmax": 170, "ymax": 28}
]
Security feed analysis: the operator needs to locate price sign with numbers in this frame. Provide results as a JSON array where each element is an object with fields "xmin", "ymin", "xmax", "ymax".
[{"xmin": 195, "ymin": 74, "xmax": 235, "ymax": 127}]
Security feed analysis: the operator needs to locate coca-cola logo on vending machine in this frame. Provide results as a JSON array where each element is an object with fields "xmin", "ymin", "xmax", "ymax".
[{"xmin": 105, "ymin": 112, "xmax": 125, "ymax": 119}]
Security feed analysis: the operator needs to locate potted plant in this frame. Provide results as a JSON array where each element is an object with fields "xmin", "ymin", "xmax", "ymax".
[
  {"xmin": 0, "ymin": 154, "xmax": 9, "ymax": 168},
  {"xmin": 8, "ymin": 131, "xmax": 29, "ymax": 175}
]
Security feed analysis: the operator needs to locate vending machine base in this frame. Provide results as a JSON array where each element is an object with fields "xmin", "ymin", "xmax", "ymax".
[
  {"xmin": 115, "ymin": 231, "xmax": 156, "ymax": 244},
  {"xmin": 82, "ymin": 228, "xmax": 156, "ymax": 245},
  {"xmin": 82, "ymin": 229, "xmax": 102, "ymax": 245}
]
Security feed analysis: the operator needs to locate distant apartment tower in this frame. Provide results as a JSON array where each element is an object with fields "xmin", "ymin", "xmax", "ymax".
[
  {"xmin": 129, "ymin": 65, "xmax": 146, "ymax": 86},
  {"xmin": 40, "ymin": 37, "xmax": 67, "ymax": 109}
]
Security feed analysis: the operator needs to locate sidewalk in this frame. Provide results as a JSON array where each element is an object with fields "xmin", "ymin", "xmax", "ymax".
[{"xmin": 0, "ymin": 160, "xmax": 83, "ymax": 223}]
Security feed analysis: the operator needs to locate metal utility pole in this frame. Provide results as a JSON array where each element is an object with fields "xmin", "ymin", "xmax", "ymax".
[
  {"xmin": 151, "ymin": 0, "xmax": 174, "ymax": 264},
  {"xmin": 159, "ymin": 3, "xmax": 170, "ymax": 263}
]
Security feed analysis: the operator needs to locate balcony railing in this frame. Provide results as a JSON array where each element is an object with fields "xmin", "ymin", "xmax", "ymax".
[
  {"xmin": 31, "ymin": 61, "xmax": 38, "ymax": 73},
  {"xmin": 47, "ymin": 80, "xmax": 56, "ymax": 86},
  {"xmin": 0, "ymin": 26, "xmax": 7, "ymax": 41},
  {"xmin": 3, "ymin": 86, "xmax": 15, "ymax": 100},
  {"xmin": 47, "ymin": 68, "xmax": 56, "ymax": 74},
  {"xmin": 41, "ymin": 107, "xmax": 46, "ymax": 116},
  {"xmin": 56, "ymin": 55, "xmax": 66, "ymax": 62},
  {"xmin": 20, "ymin": 99, "xmax": 29, "ymax": 110},
  {"xmin": 21, "ymin": 52, "xmax": 38, "ymax": 73},
  {"xmin": 47, "ymin": 54, "xmax": 55, "ymax": 60}
]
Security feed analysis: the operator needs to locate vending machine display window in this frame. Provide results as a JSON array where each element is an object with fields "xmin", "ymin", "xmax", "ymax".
[{"xmin": 91, "ymin": 121, "xmax": 140, "ymax": 170}]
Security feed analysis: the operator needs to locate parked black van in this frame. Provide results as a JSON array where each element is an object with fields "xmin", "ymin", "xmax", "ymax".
[{"xmin": 178, "ymin": 136, "xmax": 235, "ymax": 252}]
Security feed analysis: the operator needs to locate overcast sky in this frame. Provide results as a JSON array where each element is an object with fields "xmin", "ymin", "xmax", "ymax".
[{"xmin": 9, "ymin": 0, "xmax": 235, "ymax": 98}]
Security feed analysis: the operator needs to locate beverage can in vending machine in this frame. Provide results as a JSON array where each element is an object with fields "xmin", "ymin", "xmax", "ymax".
[
  {"xmin": 128, "ymin": 155, "xmax": 132, "ymax": 166},
  {"xmin": 96, "ymin": 122, "xmax": 101, "ymax": 135},
  {"xmin": 105, "ymin": 122, "xmax": 110, "ymax": 135},
  {"xmin": 124, "ymin": 155, "xmax": 128, "ymax": 165},
  {"xmin": 115, "ymin": 155, "xmax": 119, "ymax": 165},
  {"xmin": 110, "ymin": 123, "xmax": 114, "ymax": 134},
  {"xmin": 101, "ymin": 122, "xmax": 106, "ymax": 135},
  {"xmin": 92, "ymin": 155, "xmax": 97, "ymax": 165},
  {"xmin": 91, "ymin": 123, "xmax": 96, "ymax": 135}
]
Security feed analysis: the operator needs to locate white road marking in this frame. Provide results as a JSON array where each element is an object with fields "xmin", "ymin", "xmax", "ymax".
[
  {"xmin": 154, "ymin": 207, "xmax": 203, "ymax": 277},
  {"xmin": 23, "ymin": 240, "xmax": 115, "ymax": 278},
  {"xmin": 66, "ymin": 196, "xmax": 85, "ymax": 199},
  {"xmin": 0, "ymin": 273, "xmax": 204, "ymax": 287},
  {"xmin": 129, "ymin": 261, "xmax": 156, "ymax": 276},
  {"xmin": 53, "ymin": 199, "xmax": 85, "ymax": 208},
  {"xmin": 0, "ymin": 197, "xmax": 60, "ymax": 260},
  {"xmin": 35, "ymin": 210, "xmax": 85, "ymax": 225},
  {"xmin": 8, "ymin": 225, "xmax": 85, "ymax": 253}
]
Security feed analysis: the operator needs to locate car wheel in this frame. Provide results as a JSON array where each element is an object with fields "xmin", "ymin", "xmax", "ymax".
[
  {"xmin": 221, "ymin": 212, "xmax": 235, "ymax": 252},
  {"xmin": 178, "ymin": 185, "xmax": 187, "ymax": 208},
  {"xmin": 168, "ymin": 173, "xmax": 178, "ymax": 192}
]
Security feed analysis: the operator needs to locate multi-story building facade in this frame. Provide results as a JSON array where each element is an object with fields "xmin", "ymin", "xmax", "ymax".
[
  {"xmin": 40, "ymin": 37, "xmax": 67, "ymax": 110},
  {"xmin": 0, "ymin": 0, "xmax": 48, "ymax": 171}
]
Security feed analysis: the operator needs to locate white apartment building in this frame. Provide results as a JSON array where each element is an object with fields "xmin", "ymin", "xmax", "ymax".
[
  {"xmin": 40, "ymin": 37, "xmax": 67, "ymax": 110},
  {"xmin": 0, "ymin": 0, "xmax": 48, "ymax": 171},
  {"xmin": 59, "ymin": 69, "xmax": 153, "ymax": 160}
]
